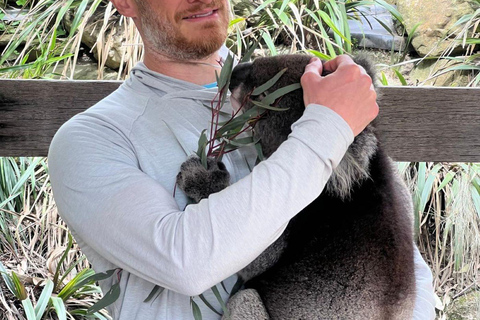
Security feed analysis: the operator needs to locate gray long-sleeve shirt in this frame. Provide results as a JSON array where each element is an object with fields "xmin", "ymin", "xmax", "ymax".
[{"xmin": 48, "ymin": 58, "xmax": 436, "ymax": 319}]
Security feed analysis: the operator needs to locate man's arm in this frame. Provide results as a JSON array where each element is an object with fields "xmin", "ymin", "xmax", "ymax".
[{"xmin": 48, "ymin": 103, "xmax": 353, "ymax": 297}]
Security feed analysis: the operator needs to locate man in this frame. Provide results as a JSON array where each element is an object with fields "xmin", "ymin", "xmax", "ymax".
[{"xmin": 48, "ymin": 0, "xmax": 436, "ymax": 319}]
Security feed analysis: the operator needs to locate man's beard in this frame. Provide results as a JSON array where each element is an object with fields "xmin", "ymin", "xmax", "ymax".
[{"xmin": 137, "ymin": 1, "xmax": 229, "ymax": 61}]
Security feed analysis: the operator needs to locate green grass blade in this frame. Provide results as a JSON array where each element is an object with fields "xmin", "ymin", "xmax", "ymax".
[
  {"xmin": 261, "ymin": 32, "xmax": 277, "ymax": 56},
  {"xmin": 50, "ymin": 296, "xmax": 67, "ymax": 320},
  {"xmin": 34, "ymin": 279, "xmax": 54, "ymax": 320},
  {"xmin": 22, "ymin": 298, "xmax": 36, "ymax": 320}
]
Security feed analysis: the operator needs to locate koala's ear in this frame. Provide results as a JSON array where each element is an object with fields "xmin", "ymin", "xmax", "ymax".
[{"xmin": 230, "ymin": 62, "xmax": 253, "ymax": 91}]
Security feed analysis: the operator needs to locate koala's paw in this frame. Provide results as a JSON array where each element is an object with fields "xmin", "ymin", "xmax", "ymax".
[
  {"xmin": 176, "ymin": 154, "xmax": 230, "ymax": 203},
  {"xmin": 222, "ymin": 289, "xmax": 269, "ymax": 320}
]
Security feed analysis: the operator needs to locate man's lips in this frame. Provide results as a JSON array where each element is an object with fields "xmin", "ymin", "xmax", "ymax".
[{"xmin": 183, "ymin": 9, "xmax": 219, "ymax": 20}]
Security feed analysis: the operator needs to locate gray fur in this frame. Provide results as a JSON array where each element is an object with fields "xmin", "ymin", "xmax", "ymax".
[
  {"xmin": 176, "ymin": 154, "xmax": 230, "ymax": 203},
  {"xmin": 224, "ymin": 289, "xmax": 269, "ymax": 320}
]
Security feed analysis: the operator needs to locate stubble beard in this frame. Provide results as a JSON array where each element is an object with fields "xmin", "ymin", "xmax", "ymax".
[{"xmin": 137, "ymin": 1, "xmax": 229, "ymax": 61}]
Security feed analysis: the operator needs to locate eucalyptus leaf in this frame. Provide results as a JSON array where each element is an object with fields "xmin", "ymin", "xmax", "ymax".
[
  {"xmin": 144, "ymin": 285, "xmax": 165, "ymax": 303},
  {"xmin": 251, "ymin": 100, "xmax": 290, "ymax": 111},
  {"xmin": 252, "ymin": 68, "xmax": 288, "ymax": 96},
  {"xmin": 261, "ymin": 83, "xmax": 302, "ymax": 106},
  {"xmin": 87, "ymin": 283, "xmax": 121, "ymax": 315},
  {"xmin": 211, "ymin": 285, "xmax": 229, "ymax": 317},
  {"xmin": 75, "ymin": 268, "xmax": 117, "ymax": 289},
  {"xmin": 198, "ymin": 294, "xmax": 222, "ymax": 316},
  {"xmin": 191, "ymin": 298, "xmax": 203, "ymax": 320}
]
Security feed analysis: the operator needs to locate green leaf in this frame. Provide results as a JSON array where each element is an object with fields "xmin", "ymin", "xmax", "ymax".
[
  {"xmin": 35, "ymin": 279, "xmax": 54, "ymax": 320},
  {"xmin": 252, "ymin": 68, "xmax": 288, "ymax": 96},
  {"xmin": 50, "ymin": 297, "xmax": 67, "ymax": 320},
  {"xmin": 198, "ymin": 294, "xmax": 222, "ymax": 316},
  {"xmin": 58, "ymin": 268, "xmax": 96, "ymax": 301},
  {"xmin": 261, "ymin": 83, "xmax": 302, "ymax": 106},
  {"xmin": 317, "ymin": 10, "xmax": 352, "ymax": 46},
  {"xmin": 251, "ymin": 100, "xmax": 290, "ymax": 111},
  {"xmin": 211, "ymin": 285, "xmax": 229, "ymax": 317},
  {"xmin": 229, "ymin": 17, "xmax": 246, "ymax": 28},
  {"xmin": 196, "ymin": 129, "xmax": 209, "ymax": 168},
  {"xmin": 12, "ymin": 271, "xmax": 28, "ymax": 300},
  {"xmin": 217, "ymin": 53, "xmax": 235, "ymax": 90},
  {"xmin": 380, "ymin": 71, "xmax": 388, "ymax": 86},
  {"xmin": 216, "ymin": 106, "xmax": 264, "ymax": 137},
  {"xmin": 307, "ymin": 49, "xmax": 333, "ymax": 61},
  {"xmin": 438, "ymin": 171, "xmax": 456, "ymax": 191},
  {"xmin": 261, "ymin": 32, "xmax": 277, "ymax": 56},
  {"xmin": 22, "ymin": 298, "xmax": 36, "ymax": 320},
  {"xmin": 191, "ymin": 297, "xmax": 203, "ymax": 320},
  {"xmin": 393, "ymin": 69, "xmax": 407, "ymax": 86},
  {"xmin": 87, "ymin": 283, "xmax": 121, "ymax": 315},
  {"xmin": 240, "ymin": 40, "xmax": 259, "ymax": 63},
  {"xmin": 252, "ymin": 0, "xmax": 276, "ymax": 15},
  {"xmin": 0, "ymin": 261, "xmax": 16, "ymax": 296},
  {"xmin": 53, "ymin": 233, "xmax": 73, "ymax": 291},
  {"xmin": 75, "ymin": 268, "xmax": 117, "ymax": 289},
  {"xmin": 144, "ymin": 285, "xmax": 165, "ymax": 303}
]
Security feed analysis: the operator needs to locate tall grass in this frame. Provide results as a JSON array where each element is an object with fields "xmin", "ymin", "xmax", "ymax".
[{"xmin": 0, "ymin": 158, "xmax": 109, "ymax": 319}]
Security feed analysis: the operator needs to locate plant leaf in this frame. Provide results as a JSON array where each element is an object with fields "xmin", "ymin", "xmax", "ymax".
[
  {"xmin": 50, "ymin": 297, "xmax": 67, "ymax": 320},
  {"xmin": 34, "ymin": 279, "xmax": 54, "ymax": 320},
  {"xmin": 252, "ymin": 68, "xmax": 288, "ymax": 96},
  {"xmin": 191, "ymin": 297, "xmax": 203, "ymax": 320},
  {"xmin": 144, "ymin": 285, "xmax": 165, "ymax": 303},
  {"xmin": 87, "ymin": 283, "xmax": 121, "ymax": 315}
]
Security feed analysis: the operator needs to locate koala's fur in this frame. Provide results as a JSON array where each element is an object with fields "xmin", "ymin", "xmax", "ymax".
[{"xmin": 177, "ymin": 54, "xmax": 416, "ymax": 319}]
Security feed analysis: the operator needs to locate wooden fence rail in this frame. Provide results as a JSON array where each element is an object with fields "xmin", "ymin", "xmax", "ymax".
[{"xmin": 0, "ymin": 79, "xmax": 479, "ymax": 162}]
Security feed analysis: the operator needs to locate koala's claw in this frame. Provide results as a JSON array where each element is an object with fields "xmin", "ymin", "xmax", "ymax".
[{"xmin": 176, "ymin": 155, "xmax": 230, "ymax": 203}]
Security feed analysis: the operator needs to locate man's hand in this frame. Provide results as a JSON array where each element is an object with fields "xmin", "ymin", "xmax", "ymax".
[{"xmin": 300, "ymin": 55, "xmax": 379, "ymax": 136}]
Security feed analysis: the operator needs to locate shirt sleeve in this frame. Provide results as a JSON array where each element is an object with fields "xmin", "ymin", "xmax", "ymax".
[
  {"xmin": 48, "ymin": 104, "xmax": 353, "ymax": 296},
  {"xmin": 413, "ymin": 245, "xmax": 437, "ymax": 320}
]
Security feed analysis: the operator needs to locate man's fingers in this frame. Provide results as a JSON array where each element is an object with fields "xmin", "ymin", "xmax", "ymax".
[
  {"xmin": 301, "ymin": 58, "xmax": 323, "ymax": 88},
  {"xmin": 303, "ymin": 57, "xmax": 323, "ymax": 76},
  {"xmin": 323, "ymin": 55, "xmax": 355, "ymax": 73}
]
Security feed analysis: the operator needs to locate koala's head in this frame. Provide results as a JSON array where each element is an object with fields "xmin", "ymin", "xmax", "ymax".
[
  {"xmin": 229, "ymin": 55, "xmax": 312, "ymax": 159},
  {"xmin": 229, "ymin": 54, "xmax": 379, "ymax": 200}
]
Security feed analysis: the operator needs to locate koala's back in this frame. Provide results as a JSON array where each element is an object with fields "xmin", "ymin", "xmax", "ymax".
[{"xmin": 245, "ymin": 148, "xmax": 416, "ymax": 319}]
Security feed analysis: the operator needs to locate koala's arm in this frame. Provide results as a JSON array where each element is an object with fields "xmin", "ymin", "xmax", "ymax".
[
  {"xmin": 222, "ymin": 289, "xmax": 270, "ymax": 320},
  {"xmin": 176, "ymin": 155, "xmax": 231, "ymax": 203}
]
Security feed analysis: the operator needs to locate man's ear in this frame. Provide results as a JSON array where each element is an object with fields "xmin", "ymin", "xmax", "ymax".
[{"xmin": 110, "ymin": 0, "xmax": 138, "ymax": 18}]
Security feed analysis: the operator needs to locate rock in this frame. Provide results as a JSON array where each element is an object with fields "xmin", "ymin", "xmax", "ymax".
[
  {"xmin": 396, "ymin": 0, "xmax": 479, "ymax": 56},
  {"xmin": 64, "ymin": 11, "xmax": 126, "ymax": 70},
  {"xmin": 409, "ymin": 58, "xmax": 472, "ymax": 86},
  {"xmin": 347, "ymin": 4, "xmax": 406, "ymax": 52},
  {"xmin": 445, "ymin": 291, "xmax": 480, "ymax": 320}
]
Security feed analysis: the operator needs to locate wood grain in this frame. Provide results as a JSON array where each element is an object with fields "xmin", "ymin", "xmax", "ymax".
[{"xmin": 0, "ymin": 80, "xmax": 479, "ymax": 161}]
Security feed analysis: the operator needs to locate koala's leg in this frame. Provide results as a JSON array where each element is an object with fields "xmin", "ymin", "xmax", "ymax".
[{"xmin": 222, "ymin": 289, "xmax": 269, "ymax": 320}]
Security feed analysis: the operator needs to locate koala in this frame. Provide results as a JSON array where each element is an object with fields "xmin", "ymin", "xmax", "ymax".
[{"xmin": 176, "ymin": 54, "xmax": 416, "ymax": 320}]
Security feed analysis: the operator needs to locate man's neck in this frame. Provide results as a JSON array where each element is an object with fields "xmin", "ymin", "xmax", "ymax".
[{"xmin": 143, "ymin": 48, "xmax": 222, "ymax": 86}]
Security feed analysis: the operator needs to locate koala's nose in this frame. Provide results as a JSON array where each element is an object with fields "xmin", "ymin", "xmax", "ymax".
[{"xmin": 229, "ymin": 62, "xmax": 253, "ymax": 91}]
